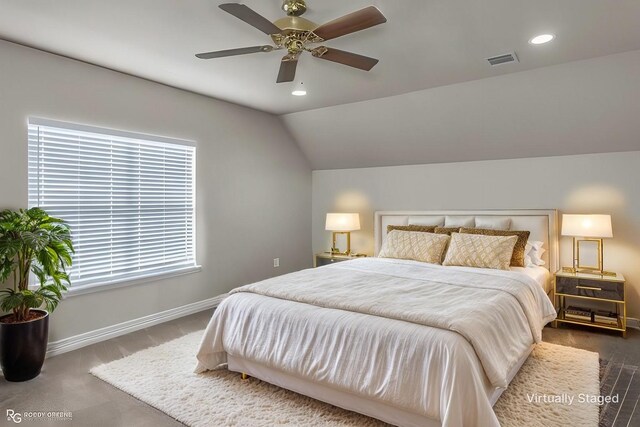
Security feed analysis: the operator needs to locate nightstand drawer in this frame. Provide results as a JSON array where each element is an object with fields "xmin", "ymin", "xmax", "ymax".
[
  {"xmin": 556, "ymin": 277, "xmax": 624, "ymax": 301},
  {"xmin": 316, "ymin": 256, "xmax": 340, "ymax": 267},
  {"xmin": 314, "ymin": 253, "xmax": 367, "ymax": 267}
]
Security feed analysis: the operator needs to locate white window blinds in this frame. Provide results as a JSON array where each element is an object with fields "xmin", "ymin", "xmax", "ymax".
[{"xmin": 28, "ymin": 118, "xmax": 196, "ymax": 289}]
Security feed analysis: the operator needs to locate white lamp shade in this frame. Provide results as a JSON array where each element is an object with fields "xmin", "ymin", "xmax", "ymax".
[
  {"xmin": 325, "ymin": 213, "xmax": 361, "ymax": 232},
  {"xmin": 561, "ymin": 214, "xmax": 613, "ymax": 238}
]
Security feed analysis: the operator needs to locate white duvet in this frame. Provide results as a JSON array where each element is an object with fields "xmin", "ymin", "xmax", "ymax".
[{"xmin": 196, "ymin": 258, "xmax": 556, "ymax": 427}]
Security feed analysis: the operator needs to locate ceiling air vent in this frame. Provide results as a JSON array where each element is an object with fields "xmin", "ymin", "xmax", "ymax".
[{"xmin": 486, "ymin": 52, "xmax": 519, "ymax": 66}]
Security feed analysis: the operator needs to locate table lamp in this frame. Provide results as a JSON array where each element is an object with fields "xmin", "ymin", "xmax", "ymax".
[
  {"xmin": 325, "ymin": 213, "xmax": 360, "ymax": 255},
  {"xmin": 561, "ymin": 214, "xmax": 614, "ymax": 276}
]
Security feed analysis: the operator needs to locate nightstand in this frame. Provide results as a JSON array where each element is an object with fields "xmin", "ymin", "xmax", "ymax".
[
  {"xmin": 314, "ymin": 252, "xmax": 367, "ymax": 267},
  {"xmin": 554, "ymin": 270, "xmax": 626, "ymax": 337}
]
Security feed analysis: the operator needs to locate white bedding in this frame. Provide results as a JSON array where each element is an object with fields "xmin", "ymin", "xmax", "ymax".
[
  {"xmin": 511, "ymin": 265, "xmax": 551, "ymax": 293},
  {"xmin": 196, "ymin": 258, "xmax": 556, "ymax": 427}
]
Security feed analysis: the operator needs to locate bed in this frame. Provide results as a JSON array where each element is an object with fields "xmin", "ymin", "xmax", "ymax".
[{"xmin": 196, "ymin": 210, "xmax": 559, "ymax": 427}]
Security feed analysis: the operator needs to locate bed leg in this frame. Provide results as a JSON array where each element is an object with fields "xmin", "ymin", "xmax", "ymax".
[{"xmin": 241, "ymin": 372, "xmax": 248, "ymax": 380}]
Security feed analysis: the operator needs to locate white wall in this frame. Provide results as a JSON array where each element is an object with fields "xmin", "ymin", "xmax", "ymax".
[
  {"xmin": 0, "ymin": 40, "xmax": 312, "ymax": 342},
  {"xmin": 313, "ymin": 152, "xmax": 640, "ymax": 317}
]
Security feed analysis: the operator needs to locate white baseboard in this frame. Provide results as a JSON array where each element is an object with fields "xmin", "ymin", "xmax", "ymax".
[
  {"xmin": 46, "ymin": 294, "xmax": 227, "ymax": 358},
  {"xmin": 628, "ymin": 317, "xmax": 640, "ymax": 330}
]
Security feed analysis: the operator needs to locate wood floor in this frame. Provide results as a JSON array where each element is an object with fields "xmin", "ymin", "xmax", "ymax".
[{"xmin": 1, "ymin": 310, "xmax": 639, "ymax": 427}]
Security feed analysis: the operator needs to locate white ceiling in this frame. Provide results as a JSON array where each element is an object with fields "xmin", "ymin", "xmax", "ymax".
[{"xmin": 1, "ymin": 0, "xmax": 640, "ymax": 115}]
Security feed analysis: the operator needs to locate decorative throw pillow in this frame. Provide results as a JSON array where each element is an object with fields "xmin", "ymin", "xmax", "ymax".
[
  {"xmin": 459, "ymin": 228, "xmax": 530, "ymax": 267},
  {"xmin": 379, "ymin": 230, "xmax": 451, "ymax": 265},
  {"xmin": 443, "ymin": 233, "xmax": 518, "ymax": 271},
  {"xmin": 387, "ymin": 224, "xmax": 436, "ymax": 234},
  {"xmin": 434, "ymin": 227, "xmax": 460, "ymax": 236}
]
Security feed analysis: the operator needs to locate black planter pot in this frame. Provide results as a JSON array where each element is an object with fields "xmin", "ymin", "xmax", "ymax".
[{"xmin": 0, "ymin": 309, "xmax": 49, "ymax": 382}]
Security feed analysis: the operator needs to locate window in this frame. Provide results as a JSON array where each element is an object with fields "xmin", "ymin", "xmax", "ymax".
[{"xmin": 28, "ymin": 118, "xmax": 197, "ymax": 293}]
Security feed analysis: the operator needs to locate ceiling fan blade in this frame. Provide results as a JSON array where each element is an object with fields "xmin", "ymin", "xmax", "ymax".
[
  {"xmin": 276, "ymin": 55, "xmax": 298, "ymax": 83},
  {"xmin": 219, "ymin": 3, "xmax": 282, "ymax": 35},
  {"xmin": 312, "ymin": 6, "xmax": 386, "ymax": 41},
  {"xmin": 312, "ymin": 47, "xmax": 379, "ymax": 71},
  {"xmin": 196, "ymin": 45, "xmax": 274, "ymax": 59}
]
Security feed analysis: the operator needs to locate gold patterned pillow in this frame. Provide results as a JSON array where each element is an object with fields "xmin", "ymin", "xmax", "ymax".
[
  {"xmin": 434, "ymin": 227, "xmax": 460, "ymax": 235},
  {"xmin": 442, "ymin": 233, "xmax": 518, "ymax": 270},
  {"xmin": 379, "ymin": 230, "xmax": 451, "ymax": 265},
  {"xmin": 387, "ymin": 225, "xmax": 436, "ymax": 233},
  {"xmin": 459, "ymin": 228, "xmax": 530, "ymax": 267}
]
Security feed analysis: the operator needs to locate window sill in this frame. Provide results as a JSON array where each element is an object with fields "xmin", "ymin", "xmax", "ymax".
[{"xmin": 43, "ymin": 266, "xmax": 203, "ymax": 298}]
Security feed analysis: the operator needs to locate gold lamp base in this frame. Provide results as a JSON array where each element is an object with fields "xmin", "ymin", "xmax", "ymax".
[
  {"xmin": 331, "ymin": 231, "xmax": 352, "ymax": 255},
  {"xmin": 565, "ymin": 237, "xmax": 615, "ymax": 276}
]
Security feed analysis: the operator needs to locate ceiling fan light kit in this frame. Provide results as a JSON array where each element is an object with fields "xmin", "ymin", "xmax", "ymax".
[
  {"xmin": 195, "ymin": 0, "xmax": 387, "ymax": 84},
  {"xmin": 291, "ymin": 82, "xmax": 307, "ymax": 96}
]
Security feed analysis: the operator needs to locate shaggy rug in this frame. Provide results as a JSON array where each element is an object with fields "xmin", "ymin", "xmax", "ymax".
[{"xmin": 90, "ymin": 331, "xmax": 599, "ymax": 427}]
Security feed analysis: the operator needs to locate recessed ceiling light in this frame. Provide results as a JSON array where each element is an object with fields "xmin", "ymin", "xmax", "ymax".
[
  {"xmin": 291, "ymin": 82, "xmax": 307, "ymax": 96},
  {"xmin": 529, "ymin": 34, "xmax": 555, "ymax": 45}
]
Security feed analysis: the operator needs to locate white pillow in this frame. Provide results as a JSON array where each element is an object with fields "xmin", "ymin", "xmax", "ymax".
[
  {"xmin": 525, "ymin": 241, "xmax": 546, "ymax": 266},
  {"xmin": 444, "ymin": 216, "xmax": 475, "ymax": 228},
  {"xmin": 443, "ymin": 233, "xmax": 518, "ymax": 270},
  {"xmin": 408, "ymin": 216, "xmax": 445, "ymax": 227},
  {"xmin": 378, "ymin": 230, "xmax": 451, "ymax": 265},
  {"xmin": 474, "ymin": 217, "xmax": 512, "ymax": 231},
  {"xmin": 527, "ymin": 240, "xmax": 544, "ymax": 253}
]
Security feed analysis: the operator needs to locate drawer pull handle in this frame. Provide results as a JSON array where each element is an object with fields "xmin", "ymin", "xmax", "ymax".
[{"xmin": 576, "ymin": 285, "xmax": 602, "ymax": 291}]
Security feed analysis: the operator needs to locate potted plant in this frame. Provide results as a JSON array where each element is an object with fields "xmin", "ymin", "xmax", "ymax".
[{"xmin": 0, "ymin": 207, "xmax": 73, "ymax": 382}]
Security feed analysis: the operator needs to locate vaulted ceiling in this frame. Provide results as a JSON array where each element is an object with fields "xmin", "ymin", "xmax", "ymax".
[
  {"xmin": 283, "ymin": 50, "xmax": 640, "ymax": 169},
  {"xmin": 1, "ymin": 0, "xmax": 640, "ymax": 169},
  {"xmin": 1, "ymin": 0, "xmax": 640, "ymax": 115}
]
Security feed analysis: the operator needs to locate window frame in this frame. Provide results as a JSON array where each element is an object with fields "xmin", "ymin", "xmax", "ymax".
[{"xmin": 27, "ymin": 117, "xmax": 200, "ymax": 297}]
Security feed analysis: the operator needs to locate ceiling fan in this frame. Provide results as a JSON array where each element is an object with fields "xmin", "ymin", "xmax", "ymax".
[{"xmin": 195, "ymin": 0, "xmax": 387, "ymax": 83}]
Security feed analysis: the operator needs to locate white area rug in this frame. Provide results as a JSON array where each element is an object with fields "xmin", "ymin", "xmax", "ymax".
[{"xmin": 90, "ymin": 331, "xmax": 599, "ymax": 427}]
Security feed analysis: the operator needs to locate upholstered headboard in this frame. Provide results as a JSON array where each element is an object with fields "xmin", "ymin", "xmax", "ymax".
[{"xmin": 374, "ymin": 210, "xmax": 559, "ymax": 273}]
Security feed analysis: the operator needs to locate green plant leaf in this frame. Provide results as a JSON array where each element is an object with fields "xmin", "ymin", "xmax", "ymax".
[{"xmin": 0, "ymin": 207, "xmax": 73, "ymax": 320}]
